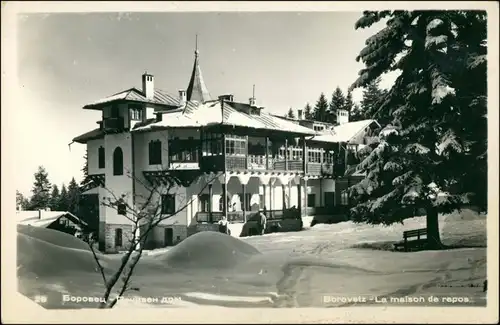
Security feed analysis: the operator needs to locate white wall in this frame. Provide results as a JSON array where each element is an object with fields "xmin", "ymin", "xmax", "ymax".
[
  {"xmin": 134, "ymin": 130, "xmax": 170, "ymax": 172},
  {"xmin": 87, "ymin": 138, "xmax": 105, "ymax": 176},
  {"xmin": 104, "ymin": 132, "xmax": 134, "ymax": 225}
]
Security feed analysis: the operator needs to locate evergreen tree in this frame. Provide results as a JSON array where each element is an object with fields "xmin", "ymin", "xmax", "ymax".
[
  {"xmin": 328, "ymin": 87, "xmax": 345, "ymax": 124},
  {"xmin": 349, "ymin": 10, "xmax": 487, "ymax": 249},
  {"xmin": 81, "ymin": 149, "xmax": 89, "ymax": 185},
  {"xmin": 49, "ymin": 185, "xmax": 60, "ymax": 211},
  {"xmin": 286, "ymin": 107, "xmax": 296, "ymax": 119},
  {"xmin": 67, "ymin": 177, "xmax": 81, "ymax": 215},
  {"xmin": 350, "ymin": 103, "xmax": 365, "ymax": 122},
  {"xmin": 16, "ymin": 190, "xmax": 28, "ymax": 211},
  {"xmin": 360, "ymin": 77, "xmax": 389, "ymax": 125},
  {"xmin": 28, "ymin": 166, "xmax": 52, "ymax": 210},
  {"xmin": 58, "ymin": 184, "xmax": 69, "ymax": 211},
  {"xmin": 313, "ymin": 93, "xmax": 329, "ymax": 122},
  {"xmin": 344, "ymin": 90, "xmax": 355, "ymax": 113},
  {"xmin": 304, "ymin": 103, "xmax": 313, "ymax": 120}
]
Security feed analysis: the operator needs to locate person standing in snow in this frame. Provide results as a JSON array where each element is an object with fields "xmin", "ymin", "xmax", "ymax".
[{"xmin": 258, "ymin": 209, "xmax": 267, "ymax": 236}]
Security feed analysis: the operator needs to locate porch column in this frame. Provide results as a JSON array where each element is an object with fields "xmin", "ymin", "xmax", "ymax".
[
  {"xmin": 222, "ymin": 182, "xmax": 228, "ymax": 220},
  {"xmin": 288, "ymin": 182, "xmax": 292, "ymax": 208},
  {"xmin": 284, "ymin": 138, "xmax": 288, "ymax": 171},
  {"xmin": 242, "ymin": 184, "xmax": 247, "ymax": 222},
  {"xmin": 303, "ymin": 177, "xmax": 309, "ymax": 217},
  {"xmin": 302, "ymin": 136, "xmax": 307, "ymax": 173},
  {"xmin": 208, "ymin": 183, "xmax": 213, "ymax": 222},
  {"xmin": 282, "ymin": 184, "xmax": 286, "ymax": 211},
  {"xmin": 262, "ymin": 184, "xmax": 267, "ymax": 212},
  {"xmin": 297, "ymin": 183, "xmax": 302, "ymax": 217}
]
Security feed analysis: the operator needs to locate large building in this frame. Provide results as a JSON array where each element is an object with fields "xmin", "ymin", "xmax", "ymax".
[{"xmin": 72, "ymin": 46, "xmax": 381, "ymax": 253}]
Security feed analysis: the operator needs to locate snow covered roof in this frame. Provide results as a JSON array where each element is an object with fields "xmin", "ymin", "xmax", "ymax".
[
  {"xmin": 17, "ymin": 211, "xmax": 88, "ymax": 228},
  {"xmin": 311, "ymin": 119, "xmax": 380, "ymax": 143},
  {"xmin": 72, "ymin": 128, "xmax": 105, "ymax": 144},
  {"xmin": 134, "ymin": 100, "xmax": 318, "ymax": 135},
  {"xmin": 83, "ymin": 87, "xmax": 181, "ymax": 110}
]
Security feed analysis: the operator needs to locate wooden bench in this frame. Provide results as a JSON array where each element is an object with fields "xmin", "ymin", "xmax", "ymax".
[{"xmin": 393, "ymin": 228, "xmax": 427, "ymax": 252}]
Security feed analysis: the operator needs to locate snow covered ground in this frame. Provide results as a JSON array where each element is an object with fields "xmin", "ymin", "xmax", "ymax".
[{"xmin": 17, "ymin": 209, "xmax": 486, "ymax": 309}]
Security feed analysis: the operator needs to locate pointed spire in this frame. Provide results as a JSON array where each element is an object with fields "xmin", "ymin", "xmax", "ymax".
[{"xmin": 186, "ymin": 34, "xmax": 211, "ymax": 103}]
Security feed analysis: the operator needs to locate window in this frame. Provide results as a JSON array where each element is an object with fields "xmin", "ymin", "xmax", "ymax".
[
  {"xmin": 98, "ymin": 146, "xmax": 105, "ymax": 169},
  {"xmin": 161, "ymin": 194, "xmax": 175, "ymax": 215},
  {"xmin": 225, "ymin": 136, "xmax": 246, "ymax": 155},
  {"xmin": 169, "ymin": 137, "xmax": 198, "ymax": 162},
  {"xmin": 148, "ymin": 140, "xmax": 162, "ymax": 165},
  {"xmin": 199, "ymin": 194, "xmax": 210, "ymax": 212},
  {"xmin": 115, "ymin": 228, "xmax": 123, "ymax": 247},
  {"xmin": 113, "ymin": 147, "xmax": 123, "ymax": 176},
  {"xmin": 117, "ymin": 202, "xmax": 127, "ymax": 216},
  {"xmin": 129, "ymin": 105, "xmax": 143, "ymax": 121},
  {"xmin": 307, "ymin": 194, "xmax": 316, "ymax": 208},
  {"xmin": 340, "ymin": 191, "xmax": 349, "ymax": 206}
]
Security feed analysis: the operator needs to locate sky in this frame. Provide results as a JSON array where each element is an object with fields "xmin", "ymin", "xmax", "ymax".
[{"xmin": 14, "ymin": 11, "xmax": 396, "ymax": 197}]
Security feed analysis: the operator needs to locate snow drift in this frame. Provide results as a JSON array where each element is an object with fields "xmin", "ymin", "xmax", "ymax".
[{"xmin": 154, "ymin": 231, "xmax": 261, "ymax": 269}]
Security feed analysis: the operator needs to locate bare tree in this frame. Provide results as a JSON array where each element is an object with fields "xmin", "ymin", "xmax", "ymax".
[{"xmin": 84, "ymin": 130, "xmax": 221, "ymax": 308}]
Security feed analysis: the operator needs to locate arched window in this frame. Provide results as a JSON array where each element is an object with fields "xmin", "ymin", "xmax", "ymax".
[
  {"xmin": 113, "ymin": 147, "xmax": 123, "ymax": 176},
  {"xmin": 218, "ymin": 196, "xmax": 231, "ymax": 212},
  {"xmin": 115, "ymin": 228, "xmax": 123, "ymax": 247},
  {"xmin": 98, "ymin": 146, "xmax": 105, "ymax": 169}
]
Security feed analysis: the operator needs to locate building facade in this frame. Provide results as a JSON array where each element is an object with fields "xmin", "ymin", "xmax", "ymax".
[{"xmin": 72, "ymin": 47, "xmax": 381, "ymax": 253}]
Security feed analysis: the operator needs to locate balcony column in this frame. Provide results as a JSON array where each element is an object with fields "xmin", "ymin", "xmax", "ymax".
[
  {"xmin": 218, "ymin": 174, "xmax": 228, "ymax": 221},
  {"xmin": 297, "ymin": 183, "xmax": 302, "ymax": 217},
  {"xmin": 262, "ymin": 184, "xmax": 267, "ymax": 213}
]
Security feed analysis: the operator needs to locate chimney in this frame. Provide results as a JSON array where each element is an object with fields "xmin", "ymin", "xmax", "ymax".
[
  {"xmin": 218, "ymin": 94, "xmax": 234, "ymax": 102},
  {"xmin": 337, "ymin": 109, "xmax": 350, "ymax": 125},
  {"xmin": 179, "ymin": 89, "xmax": 187, "ymax": 106},
  {"xmin": 249, "ymin": 97, "xmax": 256, "ymax": 106},
  {"xmin": 141, "ymin": 73, "xmax": 154, "ymax": 100},
  {"xmin": 297, "ymin": 109, "xmax": 303, "ymax": 120}
]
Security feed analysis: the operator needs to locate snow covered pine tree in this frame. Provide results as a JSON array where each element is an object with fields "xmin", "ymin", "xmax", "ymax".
[{"xmin": 348, "ymin": 10, "xmax": 487, "ymax": 249}]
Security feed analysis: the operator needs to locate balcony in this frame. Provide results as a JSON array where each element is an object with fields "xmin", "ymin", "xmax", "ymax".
[{"xmin": 102, "ymin": 117, "xmax": 125, "ymax": 131}]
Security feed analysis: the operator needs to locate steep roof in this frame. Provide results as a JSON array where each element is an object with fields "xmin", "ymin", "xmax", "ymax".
[
  {"xmin": 83, "ymin": 88, "xmax": 180, "ymax": 110},
  {"xmin": 186, "ymin": 49, "xmax": 212, "ymax": 103}
]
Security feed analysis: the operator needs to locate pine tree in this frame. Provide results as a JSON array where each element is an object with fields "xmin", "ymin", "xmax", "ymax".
[
  {"xmin": 313, "ymin": 93, "xmax": 329, "ymax": 122},
  {"xmin": 349, "ymin": 10, "xmax": 487, "ymax": 249},
  {"xmin": 16, "ymin": 190, "xmax": 28, "ymax": 211},
  {"xmin": 344, "ymin": 90, "xmax": 355, "ymax": 113},
  {"xmin": 350, "ymin": 103, "xmax": 365, "ymax": 122},
  {"xmin": 304, "ymin": 103, "xmax": 313, "ymax": 120},
  {"xmin": 49, "ymin": 185, "xmax": 60, "ymax": 211},
  {"xmin": 58, "ymin": 184, "xmax": 69, "ymax": 211},
  {"xmin": 67, "ymin": 177, "xmax": 81, "ymax": 215},
  {"xmin": 28, "ymin": 166, "xmax": 52, "ymax": 210},
  {"xmin": 360, "ymin": 77, "xmax": 388, "ymax": 125},
  {"xmin": 286, "ymin": 107, "xmax": 296, "ymax": 119},
  {"xmin": 81, "ymin": 149, "xmax": 89, "ymax": 185},
  {"xmin": 328, "ymin": 87, "xmax": 345, "ymax": 124}
]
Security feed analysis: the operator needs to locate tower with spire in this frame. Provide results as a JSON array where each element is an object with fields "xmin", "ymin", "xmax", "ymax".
[{"xmin": 186, "ymin": 35, "xmax": 212, "ymax": 103}]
